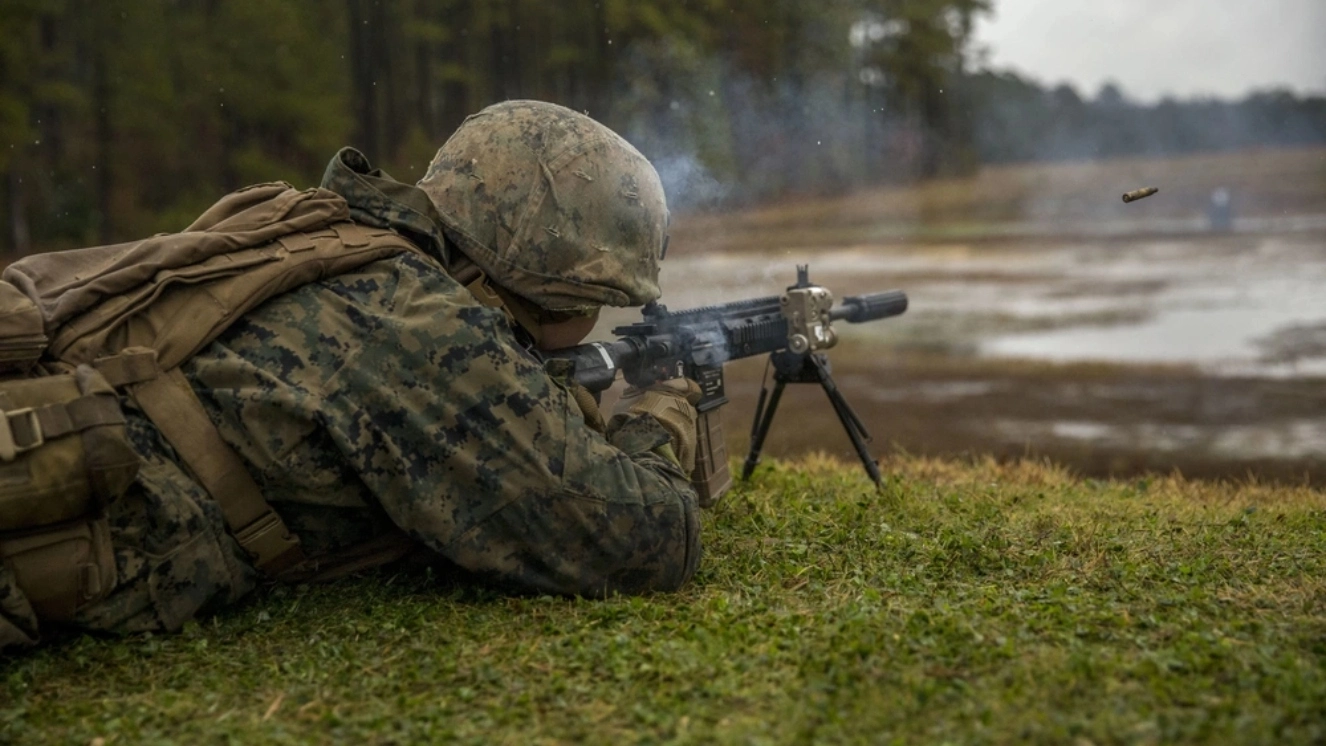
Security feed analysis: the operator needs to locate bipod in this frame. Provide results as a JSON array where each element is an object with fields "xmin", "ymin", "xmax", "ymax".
[{"xmin": 741, "ymin": 349, "xmax": 882, "ymax": 489}]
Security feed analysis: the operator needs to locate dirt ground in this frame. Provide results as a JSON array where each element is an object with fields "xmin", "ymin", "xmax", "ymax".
[
  {"xmin": 716, "ymin": 352, "xmax": 1326, "ymax": 486},
  {"xmin": 668, "ymin": 146, "xmax": 1326, "ymax": 254}
]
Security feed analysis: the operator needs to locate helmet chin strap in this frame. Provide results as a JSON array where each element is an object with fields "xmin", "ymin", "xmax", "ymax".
[
  {"xmin": 445, "ymin": 251, "xmax": 483, "ymax": 287},
  {"xmin": 463, "ymin": 270, "xmax": 545, "ymax": 348}
]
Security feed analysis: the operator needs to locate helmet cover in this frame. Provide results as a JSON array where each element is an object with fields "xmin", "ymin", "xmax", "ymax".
[{"xmin": 418, "ymin": 100, "xmax": 667, "ymax": 311}]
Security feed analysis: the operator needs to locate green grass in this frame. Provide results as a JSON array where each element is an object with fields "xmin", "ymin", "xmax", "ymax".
[{"xmin": 5, "ymin": 455, "xmax": 1326, "ymax": 744}]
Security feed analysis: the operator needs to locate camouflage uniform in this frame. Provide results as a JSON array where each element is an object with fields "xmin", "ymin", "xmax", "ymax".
[{"xmin": 3, "ymin": 111, "xmax": 700, "ymax": 645}]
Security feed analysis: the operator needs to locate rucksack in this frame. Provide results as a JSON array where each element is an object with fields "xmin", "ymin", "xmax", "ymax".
[{"xmin": 0, "ymin": 182, "xmax": 424, "ymax": 629}]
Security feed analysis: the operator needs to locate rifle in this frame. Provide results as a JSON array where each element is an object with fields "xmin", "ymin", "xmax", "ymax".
[{"xmin": 547, "ymin": 266, "xmax": 908, "ymax": 506}]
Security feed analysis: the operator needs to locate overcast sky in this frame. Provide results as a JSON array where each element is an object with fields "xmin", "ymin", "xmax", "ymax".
[{"xmin": 974, "ymin": 0, "xmax": 1326, "ymax": 102}]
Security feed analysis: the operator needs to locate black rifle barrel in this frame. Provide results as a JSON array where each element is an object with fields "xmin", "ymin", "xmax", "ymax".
[
  {"xmin": 831, "ymin": 290, "xmax": 909, "ymax": 323},
  {"xmin": 552, "ymin": 338, "xmax": 643, "ymax": 393}
]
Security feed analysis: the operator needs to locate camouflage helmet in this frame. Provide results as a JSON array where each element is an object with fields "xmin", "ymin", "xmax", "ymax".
[{"xmin": 418, "ymin": 100, "xmax": 667, "ymax": 311}]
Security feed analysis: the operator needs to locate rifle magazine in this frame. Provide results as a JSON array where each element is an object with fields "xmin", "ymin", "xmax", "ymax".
[{"xmin": 690, "ymin": 409, "xmax": 731, "ymax": 508}]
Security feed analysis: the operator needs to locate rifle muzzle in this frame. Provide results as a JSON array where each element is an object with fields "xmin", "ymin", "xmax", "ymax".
[{"xmin": 832, "ymin": 291, "xmax": 909, "ymax": 323}]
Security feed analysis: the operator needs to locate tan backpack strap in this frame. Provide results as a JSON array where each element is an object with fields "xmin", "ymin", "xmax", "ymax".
[
  {"xmin": 33, "ymin": 396, "xmax": 125, "ymax": 434},
  {"xmin": 96, "ymin": 348, "xmax": 306, "ymax": 576},
  {"xmin": 91, "ymin": 350, "xmax": 161, "ymax": 388},
  {"xmin": 465, "ymin": 272, "xmax": 545, "ymax": 347},
  {"xmin": 0, "ymin": 388, "xmax": 126, "ymax": 462}
]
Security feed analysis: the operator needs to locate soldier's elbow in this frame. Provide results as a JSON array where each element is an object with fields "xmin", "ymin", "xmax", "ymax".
[{"xmin": 578, "ymin": 498, "xmax": 702, "ymax": 597}]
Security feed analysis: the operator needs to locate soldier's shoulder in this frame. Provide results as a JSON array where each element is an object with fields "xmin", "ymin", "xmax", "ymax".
[
  {"xmin": 202, "ymin": 252, "xmax": 473, "ymax": 373},
  {"xmin": 295, "ymin": 251, "xmax": 461, "ymax": 310}
]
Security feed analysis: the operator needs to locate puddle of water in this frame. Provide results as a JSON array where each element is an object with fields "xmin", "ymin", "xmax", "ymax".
[
  {"xmin": 998, "ymin": 419, "xmax": 1326, "ymax": 461},
  {"xmin": 1050, "ymin": 422, "xmax": 1114, "ymax": 441},
  {"xmin": 867, "ymin": 380, "xmax": 999, "ymax": 403},
  {"xmin": 985, "ymin": 307, "xmax": 1326, "ymax": 376},
  {"xmin": 906, "ymin": 235, "xmax": 1326, "ymax": 375}
]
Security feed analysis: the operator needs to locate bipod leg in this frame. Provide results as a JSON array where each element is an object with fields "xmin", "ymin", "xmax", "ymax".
[
  {"xmin": 741, "ymin": 378, "xmax": 787, "ymax": 481},
  {"xmin": 810, "ymin": 356, "xmax": 882, "ymax": 489}
]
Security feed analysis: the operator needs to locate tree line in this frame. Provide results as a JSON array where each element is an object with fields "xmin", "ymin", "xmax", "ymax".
[
  {"xmin": 965, "ymin": 71, "xmax": 1326, "ymax": 164},
  {"xmin": 1, "ymin": 0, "xmax": 988, "ymax": 253},
  {"xmin": 2, "ymin": 0, "xmax": 1321, "ymax": 255}
]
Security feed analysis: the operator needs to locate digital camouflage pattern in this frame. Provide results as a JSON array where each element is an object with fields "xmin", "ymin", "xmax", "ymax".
[
  {"xmin": 179, "ymin": 248, "xmax": 699, "ymax": 596},
  {"xmin": 321, "ymin": 147, "xmax": 452, "ymax": 265},
  {"xmin": 418, "ymin": 100, "xmax": 667, "ymax": 313},
  {"xmin": 1, "ymin": 144, "xmax": 699, "ymax": 651},
  {"xmin": 74, "ymin": 413, "xmax": 258, "ymax": 635}
]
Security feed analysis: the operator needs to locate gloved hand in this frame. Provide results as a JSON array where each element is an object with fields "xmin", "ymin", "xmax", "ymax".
[{"xmin": 612, "ymin": 378, "xmax": 701, "ymax": 472}]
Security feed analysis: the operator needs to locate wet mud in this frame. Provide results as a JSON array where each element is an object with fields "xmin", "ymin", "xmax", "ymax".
[{"xmin": 717, "ymin": 353, "xmax": 1326, "ymax": 485}]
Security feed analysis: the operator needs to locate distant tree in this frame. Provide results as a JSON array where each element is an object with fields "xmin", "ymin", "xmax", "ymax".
[
  {"xmin": 12, "ymin": 0, "xmax": 1214, "ymax": 253},
  {"xmin": 962, "ymin": 70, "xmax": 1326, "ymax": 164},
  {"xmin": 853, "ymin": 0, "xmax": 991, "ymax": 177},
  {"xmin": 1095, "ymin": 82, "xmax": 1126, "ymax": 108}
]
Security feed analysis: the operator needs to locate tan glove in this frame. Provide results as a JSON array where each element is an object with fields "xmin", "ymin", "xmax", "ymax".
[
  {"xmin": 612, "ymin": 378, "xmax": 701, "ymax": 472},
  {"xmin": 567, "ymin": 380, "xmax": 607, "ymax": 434}
]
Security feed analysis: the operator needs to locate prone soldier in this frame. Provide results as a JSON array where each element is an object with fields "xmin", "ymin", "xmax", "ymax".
[{"xmin": 0, "ymin": 101, "xmax": 702, "ymax": 652}]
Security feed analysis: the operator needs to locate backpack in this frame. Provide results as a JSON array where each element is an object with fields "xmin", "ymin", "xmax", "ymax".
[{"xmin": 0, "ymin": 182, "xmax": 424, "ymax": 628}]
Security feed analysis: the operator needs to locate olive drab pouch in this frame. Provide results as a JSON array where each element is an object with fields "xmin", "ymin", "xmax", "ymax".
[{"xmin": 0, "ymin": 293, "xmax": 140, "ymax": 622}]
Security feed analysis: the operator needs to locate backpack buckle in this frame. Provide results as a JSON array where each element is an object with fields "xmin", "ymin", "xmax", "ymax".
[
  {"xmin": 234, "ymin": 509, "xmax": 304, "ymax": 575},
  {"xmin": 0, "ymin": 407, "xmax": 44, "ymax": 462}
]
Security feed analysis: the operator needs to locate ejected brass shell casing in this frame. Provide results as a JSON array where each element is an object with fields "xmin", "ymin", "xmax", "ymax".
[{"xmin": 1122, "ymin": 186, "xmax": 1159, "ymax": 203}]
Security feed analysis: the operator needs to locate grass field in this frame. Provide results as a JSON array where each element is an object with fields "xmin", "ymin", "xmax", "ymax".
[{"xmin": 5, "ymin": 456, "xmax": 1324, "ymax": 745}]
